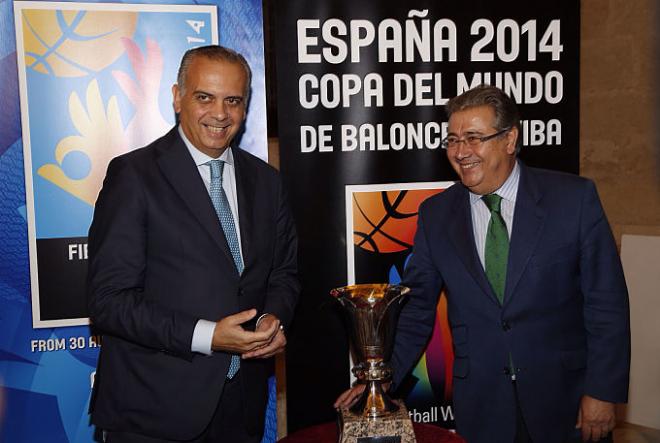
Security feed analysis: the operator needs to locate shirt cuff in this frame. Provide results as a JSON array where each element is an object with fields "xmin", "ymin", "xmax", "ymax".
[{"xmin": 191, "ymin": 319, "xmax": 215, "ymax": 355}]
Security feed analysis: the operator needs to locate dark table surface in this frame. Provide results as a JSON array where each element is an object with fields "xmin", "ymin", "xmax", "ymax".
[{"xmin": 278, "ymin": 421, "xmax": 466, "ymax": 443}]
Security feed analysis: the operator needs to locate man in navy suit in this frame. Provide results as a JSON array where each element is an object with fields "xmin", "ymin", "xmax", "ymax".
[
  {"xmin": 88, "ymin": 45, "xmax": 299, "ymax": 442},
  {"xmin": 337, "ymin": 85, "xmax": 629, "ymax": 443}
]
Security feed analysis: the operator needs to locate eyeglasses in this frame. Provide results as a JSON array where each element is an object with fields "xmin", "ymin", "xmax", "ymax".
[{"xmin": 441, "ymin": 127, "xmax": 511, "ymax": 150}]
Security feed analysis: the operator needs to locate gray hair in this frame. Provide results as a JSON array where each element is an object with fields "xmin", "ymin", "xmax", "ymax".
[
  {"xmin": 446, "ymin": 84, "xmax": 522, "ymax": 152},
  {"xmin": 176, "ymin": 45, "xmax": 252, "ymax": 100}
]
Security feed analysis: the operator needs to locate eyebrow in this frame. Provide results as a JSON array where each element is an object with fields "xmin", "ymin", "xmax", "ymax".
[
  {"xmin": 447, "ymin": 129, "xmax": 486, "ymax": 137},
  {"xmin": 193, "ymin": 89, "xmax": 214, "ymax": 97},
  {"xmin": 192, "ymin": 90, "xmax": 244, "ymax": 101}
]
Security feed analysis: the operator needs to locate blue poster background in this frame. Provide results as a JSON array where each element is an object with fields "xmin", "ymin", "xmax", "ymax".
[
  {"xmin": 24, "ymin": 8, "xmax": 216, "ymax": 237},
  {"xmin": 0, "ymin": 1, "xmax": 273, "ymax": 441}
]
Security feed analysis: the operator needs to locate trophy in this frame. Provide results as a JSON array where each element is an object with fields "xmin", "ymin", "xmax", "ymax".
[{"xmin": 331, "ymin": 283, "xmax": 416, "ymax": 443}]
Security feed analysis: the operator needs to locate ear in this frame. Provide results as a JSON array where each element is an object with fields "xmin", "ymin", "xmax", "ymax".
[
  {"xmin": 172, "ymin": 84, "xmax": 181, "ymax": 114},
  {"xmin": 506, "ymin": 127, "xmax": 519, "ymax": 154}
]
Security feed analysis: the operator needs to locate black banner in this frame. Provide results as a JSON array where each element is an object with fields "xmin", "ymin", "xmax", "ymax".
[
  {"xmin": 35, "ymin": 237, "xmax": 89, "ymax": 321},
  {"xmin": 274, "ymin": 0, "xmax": 579, "ymax": 432}
]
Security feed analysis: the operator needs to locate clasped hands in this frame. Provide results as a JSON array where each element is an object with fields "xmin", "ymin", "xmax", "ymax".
[{"xmin": 212, "ymin": 309, "xmax": 285, "ymax": 359}]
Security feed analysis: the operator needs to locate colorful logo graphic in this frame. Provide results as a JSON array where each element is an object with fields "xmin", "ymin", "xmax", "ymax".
[
  {"xmin": 353, "ymin": 189, "xmax": 443, "ymax": 253},
  {"xmin": 22, "ymin": 9, "xmax": 137, "ymax": 77},
  {"xmin": 347, "ymin": 182, "xmax": 456, "ymax": 425},
  {"xmin": 37, "ymin": 37, "xmax": 170, "ymax": 206}
]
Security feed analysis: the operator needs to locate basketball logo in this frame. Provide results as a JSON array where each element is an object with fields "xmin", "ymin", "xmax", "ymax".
[
  {"xmin": 22, "ymin": 9, "xmax": 137, "ymax": 77},
  {"xmin": 352, "ymin": 189, "xmax": 442, "ymax": 253}
]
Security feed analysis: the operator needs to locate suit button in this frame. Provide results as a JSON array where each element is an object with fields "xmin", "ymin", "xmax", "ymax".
[{"xmin": 502, "ymin": 321, "xmax": 511, "ymax": 331}]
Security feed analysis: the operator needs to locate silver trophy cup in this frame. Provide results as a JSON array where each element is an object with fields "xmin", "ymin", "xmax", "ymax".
[{"xmin": 331, "ymin": 283, "xmax": 410, "ymax": 418}]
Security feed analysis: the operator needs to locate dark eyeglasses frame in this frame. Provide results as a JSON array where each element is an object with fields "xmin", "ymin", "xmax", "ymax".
[{"xmin": 441, "ymin": 127, "xmax": 512, "ymax": 150}]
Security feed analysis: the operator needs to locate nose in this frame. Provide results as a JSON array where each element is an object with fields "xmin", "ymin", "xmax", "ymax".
[
  {"xmin": 210, "ymin": 100, "xmax": 228, "ymax": 120},
  {"xmin": 453, "ymin": 140, "xmax": 472, "ymax": 159}
]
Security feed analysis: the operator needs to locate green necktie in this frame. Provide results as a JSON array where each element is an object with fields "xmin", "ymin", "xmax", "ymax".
[{"xmin": 483, "ymin": 194, "xmax": 509, "ymax": 304}]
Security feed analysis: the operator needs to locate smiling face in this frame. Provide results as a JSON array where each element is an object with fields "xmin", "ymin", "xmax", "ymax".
[
  {"xmin": 446, "ymin": 105, "xmax": 518, "ymax": 195},
  {"xmin": 172, "ymin": 56, "xmax": 248, "ymax": 158}
]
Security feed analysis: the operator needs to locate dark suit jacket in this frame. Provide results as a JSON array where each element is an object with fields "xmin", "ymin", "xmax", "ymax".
[
  {"xmin": 392, "ymin": 164, "xmax": 629, "ymax": 443},
  {"xmin": 87, "ymin": 127, "xmax": 299, "ymax": 440}
]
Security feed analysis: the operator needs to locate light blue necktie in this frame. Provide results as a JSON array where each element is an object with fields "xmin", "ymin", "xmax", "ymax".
[{"xmin": 209, "ymin": 159, "xmax": 243, "ymax": 378}]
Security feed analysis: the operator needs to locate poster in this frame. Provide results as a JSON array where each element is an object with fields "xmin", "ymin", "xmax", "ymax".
[
  {"xmin": 15, "ymin": 2, "xmax": 218, "ymax": 327},
  {"xmin": 275, "ymin": 0, "xmax": 579, "ymax": 431}
]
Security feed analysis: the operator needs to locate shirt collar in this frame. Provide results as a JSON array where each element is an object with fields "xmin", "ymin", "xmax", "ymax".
[
  {"xmin": 469, "ymin": 161, "xmax": 520, "ymax": 206},
  {"xmin": 178, "ymin": 126, "xmax": 234, "ymax": 167}
]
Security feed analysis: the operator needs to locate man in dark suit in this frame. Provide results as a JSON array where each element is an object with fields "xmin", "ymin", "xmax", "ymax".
[
  {"xmin": 336, "ymin": 85, "xmax": 629, "ymax": 443},
  {"xmin": 87, "ymin": 45, "xmax": 299, "ymax": 442}
]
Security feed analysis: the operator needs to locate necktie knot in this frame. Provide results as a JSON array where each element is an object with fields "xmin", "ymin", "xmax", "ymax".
[
  {"xmin": 209, "ymin": 159, "xmax": 225, "ymax": 183},
  {"xmin": 482, "ymin": 193, "xmax": 503, "ymax": 213}
]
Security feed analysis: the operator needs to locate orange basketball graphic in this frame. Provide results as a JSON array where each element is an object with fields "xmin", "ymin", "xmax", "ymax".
[
  {"xmin": 22, "ymin": 9, "xmax": 137, "ymax": 77},
  {"xmin": 353, "ymin": 189, "xmax": 443, "ymax": 253}
]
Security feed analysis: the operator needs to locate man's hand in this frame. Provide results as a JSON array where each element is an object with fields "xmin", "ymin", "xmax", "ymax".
[
  {"xmin": 211, "ymin": 309, "xmax": 279, "ymax": 354},
  {"xmin": 575, "ymin": 395, "xmax": 616, "ymax": 442},
  {"xmin": 242, "ymin": 314, "xmax": 286, "ymax": 359},
  {"xmin": 334, "ymin": 384, "xmax": 366, "ymax": 410}
]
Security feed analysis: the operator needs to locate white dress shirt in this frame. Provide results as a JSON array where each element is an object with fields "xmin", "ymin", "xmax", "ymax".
[
  {"xmin": 178, "ymin": 127, "xmax": 243, "ymax": 355},
  {"xmin": 469, "ymin": 161, "xmax": 520, "ymax": 268}
]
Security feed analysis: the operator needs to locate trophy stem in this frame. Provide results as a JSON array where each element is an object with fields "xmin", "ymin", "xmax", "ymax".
[{"xmin": 350, "ymin": 379, "xmax": 399, "ymax": 418}]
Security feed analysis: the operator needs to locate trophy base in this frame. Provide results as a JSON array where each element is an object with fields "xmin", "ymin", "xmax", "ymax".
[{"xmin": 338, "ymin": 401, "xmax": 416, "ymax": 443}]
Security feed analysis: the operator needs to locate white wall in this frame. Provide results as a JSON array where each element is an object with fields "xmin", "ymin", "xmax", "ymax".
[{"xmin": 620, "ymin": 234, "xmax": 660, "ymax": 429}]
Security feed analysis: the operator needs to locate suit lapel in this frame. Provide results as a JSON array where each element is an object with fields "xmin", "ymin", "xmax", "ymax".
[
  {"xmin": 447, "ymin": 186, "xmax": 500, "ymax": 306},
  {"xmin": 233, "ymin": 148, "xmax": 255, "ymax": 269},
  {"xmin": 155, "ymin": 129, "xmax": 236, "ymax": 270},
  {"xmin": 503, "ymin": 164, "xmax": 546, "ymax": 305}
]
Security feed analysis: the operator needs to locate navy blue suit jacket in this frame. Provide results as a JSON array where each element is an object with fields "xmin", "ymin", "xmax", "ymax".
[
  {"xmin": 393, "ymin": 164, "xmax": 629, "ymax": 443},
  {"xmin": 87, "ymin": 128, "xmax": 299, "ymax": 440}
]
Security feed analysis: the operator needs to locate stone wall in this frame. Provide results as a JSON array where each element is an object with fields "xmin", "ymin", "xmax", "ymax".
[{"xmin": 581, "ymin": 0, "xmax": 660, "ymax": 244}]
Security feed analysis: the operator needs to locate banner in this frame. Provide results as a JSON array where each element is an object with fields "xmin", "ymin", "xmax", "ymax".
[
  {"xmin": 0, "ymin": 0, "xmax": 269, "ymax": 441},
  {"xmin": 275, "ymin": 0, "xmax": 579, "ymax": 432}
]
